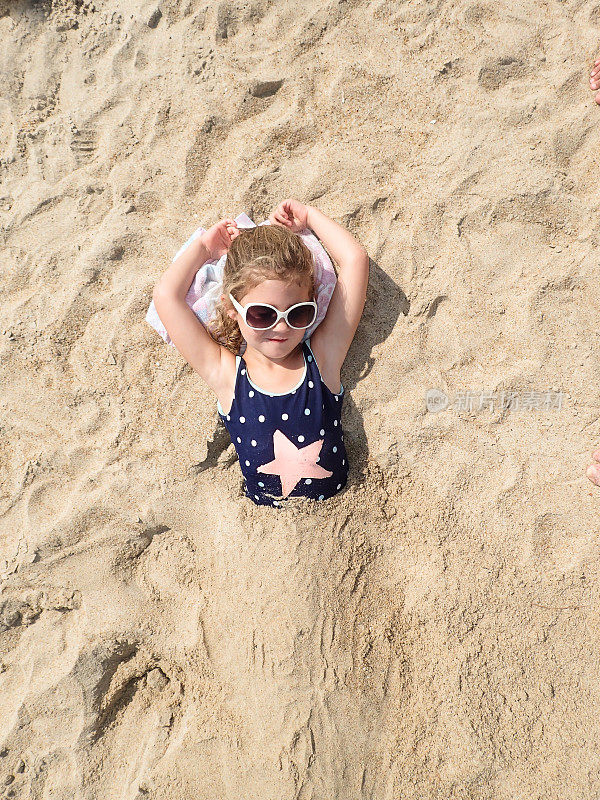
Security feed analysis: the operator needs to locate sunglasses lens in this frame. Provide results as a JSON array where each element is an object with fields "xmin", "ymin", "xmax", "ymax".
[
  {"xmin": 288, "ymin": 304, "xmax": 316, "ymax": 329},
  {"xmin": 246, "ymin": 305, "xmax": 277, "ymax": 329}
]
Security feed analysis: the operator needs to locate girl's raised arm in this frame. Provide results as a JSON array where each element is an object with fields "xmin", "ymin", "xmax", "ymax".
[
  {"xmin": 153, "ymin": 222, "xmax": 237, "ymax": 391},
  {"xmin": 305, "ymin": 205, "xmax": 369, "ymax": 375}
]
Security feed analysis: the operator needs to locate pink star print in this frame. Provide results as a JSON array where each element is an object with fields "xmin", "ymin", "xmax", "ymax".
[{"xmin": 257, "ymin": 429, "xmax": 333, "ymax": 498}]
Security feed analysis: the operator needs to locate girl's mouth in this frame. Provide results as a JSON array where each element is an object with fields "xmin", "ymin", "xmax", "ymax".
[{"xmin": 268, "ymin": 337, "xmax": 287, "ymax": 342}]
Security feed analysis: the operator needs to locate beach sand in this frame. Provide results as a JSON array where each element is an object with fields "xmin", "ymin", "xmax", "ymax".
[{"xmin": 1, "ymin": 0, "xmax": 600, "ymax": 797}]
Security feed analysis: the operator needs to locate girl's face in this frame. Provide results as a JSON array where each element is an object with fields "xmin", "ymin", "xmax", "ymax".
[{"xmin": 226, "ymin": 278, "xmax": 313, "ymax": 358}]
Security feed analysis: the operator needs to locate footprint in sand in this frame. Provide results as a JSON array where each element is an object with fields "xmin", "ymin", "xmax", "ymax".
[
  {"xmin": 70, "ymin": 637, "xmax": 182, "ymax": 797},
  {"xmin": 477, "ymin": 54, "xmax": 528, "ymax": 91},
  {"xmin": 528, "ymin": 511, "xmax": 596, "ymax": 576},
  {"xmin": 70, "ymin": 125, "xmax": 98, "ymax": 166}
]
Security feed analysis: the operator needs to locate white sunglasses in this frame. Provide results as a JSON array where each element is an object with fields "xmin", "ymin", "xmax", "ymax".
[{"xmin": 228, "ymin": 292, "xmax": 317, "ymax": 331}]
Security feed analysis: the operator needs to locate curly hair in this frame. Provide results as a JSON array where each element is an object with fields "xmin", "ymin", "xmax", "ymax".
[{"xmin": 208, "ymin": 224, "xmax": 316, "ymax": 355}]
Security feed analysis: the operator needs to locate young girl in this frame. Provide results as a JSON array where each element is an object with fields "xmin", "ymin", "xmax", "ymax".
[{"xmin": 152, "ymin": 198, "xmax": 369, "ymax": 507}]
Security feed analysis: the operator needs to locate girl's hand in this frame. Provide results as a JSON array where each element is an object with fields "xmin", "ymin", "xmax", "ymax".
[
  {"xmin": 268, "ymin": 199, "xmax": 309, "ymax": 233},
  {"xmin": 201, "ymin": 218, "xmax": 240, "ymax": 259}
]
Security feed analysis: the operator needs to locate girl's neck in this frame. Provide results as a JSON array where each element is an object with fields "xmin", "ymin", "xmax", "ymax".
[{"xmin": 243, "ymin": 341, "xmax": 304, "ymax": 373}]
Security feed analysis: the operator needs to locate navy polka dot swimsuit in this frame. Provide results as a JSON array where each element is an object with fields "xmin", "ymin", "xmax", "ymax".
[{"xmin": 217, "ymin": 338, "xmax": 349, "ymax": 507}]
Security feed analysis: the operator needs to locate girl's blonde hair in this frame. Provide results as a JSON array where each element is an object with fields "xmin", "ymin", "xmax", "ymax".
[{"xmin": 210, "ymin": 224, "xmax": 316, "ymax": 354}]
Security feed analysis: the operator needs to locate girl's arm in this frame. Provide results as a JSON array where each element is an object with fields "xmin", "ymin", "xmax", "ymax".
[
  {"xmin": 305, "ymin": 205, "xmax": 369, "ymax": 375},
  {"xmin": 155, "ymin": 218, "xmax": 238, "ymax": 297},
  {"xmin": 307, "ymin": 205, "xmax": 367, "ymax": 266},
  {"xmin": 154, "ymin": 236, "xmax": 211, "ymax": 300},
  {"xmin": 153, "ymin": 221, "xmax": 238, "ymax": 390}
]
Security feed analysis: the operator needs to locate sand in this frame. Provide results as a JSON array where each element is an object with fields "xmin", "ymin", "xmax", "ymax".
[{"xmin": 1, "ymin": 0, "xmax": 600, "ymax": 797}]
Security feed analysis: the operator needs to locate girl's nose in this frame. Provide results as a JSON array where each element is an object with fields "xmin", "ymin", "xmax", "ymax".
[{"xmin": 272, "ymin": 319, "xmax": 290, "ymax": 333}]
